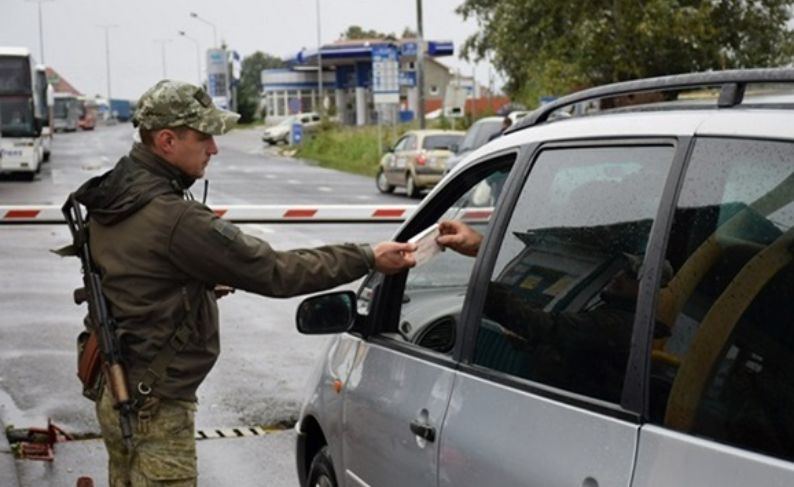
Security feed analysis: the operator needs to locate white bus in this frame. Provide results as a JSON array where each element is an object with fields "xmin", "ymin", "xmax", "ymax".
[
  {"xmin": 53, "ymin": 92, "xmax": 80, "ymax": 132},
  {"xmin": 0, "ymin": 47, "xmax": 44, "ymax": 179},
  {"xmin": 35, "ymin": 64, "xmax": 53, "ymax": 161}
]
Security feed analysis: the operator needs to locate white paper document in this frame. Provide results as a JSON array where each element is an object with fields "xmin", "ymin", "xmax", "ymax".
[{"xmin": 409, "ymin": 223, "xmax": 443, "ymax": 267}]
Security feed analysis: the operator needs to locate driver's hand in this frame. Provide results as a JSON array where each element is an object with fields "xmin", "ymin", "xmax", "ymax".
[{"xmin": 437, "ymin": 220, "xmax": 483, "ymax": 257}]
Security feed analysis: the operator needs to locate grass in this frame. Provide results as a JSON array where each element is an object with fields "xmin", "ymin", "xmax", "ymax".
[
  {"xmin": 293, "ymin": 118, "xmax": 467, "ymax": 176},
  {"xmin": 295, "ymin": 125, "xmax": 402, "ymax": 176}
]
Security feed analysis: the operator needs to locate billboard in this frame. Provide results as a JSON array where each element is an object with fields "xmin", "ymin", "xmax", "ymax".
[{"xmin": 206, "ymin": 48, "xmax": 229, "ymax": 109}]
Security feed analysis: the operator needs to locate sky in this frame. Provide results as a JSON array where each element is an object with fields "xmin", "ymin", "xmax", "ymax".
[{"xmin": 2, "ymin": 0, "xmax": 501, "ymax": 101}]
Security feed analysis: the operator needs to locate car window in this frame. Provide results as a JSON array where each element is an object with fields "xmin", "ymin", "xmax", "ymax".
[
  {"xmin": 471, "ymin": 145, "xmax": 674, "ymax": 403},
  {"xmin": 393, "ymin": 136, "xmax": 409, "ymax": 151},
  {"xmin": 423, "ymin": 134, "xmax": 462, "ymax": 151},
  {"xmin": 362, "ymin": 161, "xmax": 514, "ymax": 355},
  {"xmin": 650, "ymin": 137, "xmax": 794, "ymax": 463},
  {"xmin": 459, "ymin": 120, "xmax": 503, "ymax": 152},
  {"xmin": 403, "ymin": 135, "xmax": 418, "ymax": 151}
]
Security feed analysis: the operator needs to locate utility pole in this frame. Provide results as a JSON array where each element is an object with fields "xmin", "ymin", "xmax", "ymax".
[
  {"xmin": 27, "ymin": 0, "xmax": 52, "ymax": 64},
  {"xmin": 315, "ymin": 0, "xmax": 324, "ymax": 116},
  {"xmin": 416, "ymin": 0, "xmax": 425, "ymax": 128},
  {"xmin": 98, "ymin": 24, "xmax": 117, "ymax": 103}
]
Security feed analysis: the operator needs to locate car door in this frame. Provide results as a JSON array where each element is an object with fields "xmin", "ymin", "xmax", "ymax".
[
  {"xmin": 633, "ymin": 136, "xmax": 794, "ymax": 485},
  {"xmin": 439, "ymin": 141, "xmax": 679, "ymax": 486},
  {"xmin": 384, "ymin": 135, "xmax": 409, "ymax": 184},
  {"xmin": 394, "ymin": 134, "xmax": 418, "ymax": 186},
  {"xmin": 341, "ymin": 157, "xmax": 515, "ymax": 487}
]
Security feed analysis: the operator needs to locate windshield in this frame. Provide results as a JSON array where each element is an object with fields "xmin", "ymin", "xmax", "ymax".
[
  {"xmin": 54, "ymin": 98, "xmax": 73, "ymax": 118},
  {"xmin": 0, "ymin": 97, "xmax": 35, "ymax": 136},
  {"xmin": 459, "ymin": 120, "xmax": 503, "ymax": 152},
  {"xmin": 0, "ymin": 57, "xmax": 32, "ymax": 95},
  {"xmin": 423, "ymin": 134, "xmax": 463, "ymax": 151}
]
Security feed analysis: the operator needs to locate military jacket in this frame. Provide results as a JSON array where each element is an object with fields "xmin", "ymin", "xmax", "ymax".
[{"xmin": 74, "ymin": 144, "xmax": 373, "ymax": 401}]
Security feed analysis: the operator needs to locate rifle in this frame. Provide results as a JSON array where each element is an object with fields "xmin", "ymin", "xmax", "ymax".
[{"xmin": 62, "ymin": 193, "xmax": 134, "ymax": 448}]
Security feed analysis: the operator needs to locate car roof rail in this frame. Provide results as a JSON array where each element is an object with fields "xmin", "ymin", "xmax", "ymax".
[{"xmin": 506, "ymin": 68, "xmax": 794, "ymax": 134}]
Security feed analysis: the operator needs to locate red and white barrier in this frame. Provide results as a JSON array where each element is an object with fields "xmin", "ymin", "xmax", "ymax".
[{"xmin": 0, "ymin": 205, "xmax": 417, "ymax": 224}]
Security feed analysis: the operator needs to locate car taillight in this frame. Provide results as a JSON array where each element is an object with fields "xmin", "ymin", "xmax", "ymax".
[{"xmin": 416, "ymin": 153, "xmax": 427, "ymax": 165}]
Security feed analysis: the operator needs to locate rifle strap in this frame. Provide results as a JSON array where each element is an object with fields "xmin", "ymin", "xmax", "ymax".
[{"xmin": 132, "ymin": 287, "xmax": 197, "ymax": 406}]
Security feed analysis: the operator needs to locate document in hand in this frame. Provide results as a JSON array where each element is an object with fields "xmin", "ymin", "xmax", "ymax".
[{"xmin": 409, "ymin": 223, "xmax": 443, "ymax": 267}]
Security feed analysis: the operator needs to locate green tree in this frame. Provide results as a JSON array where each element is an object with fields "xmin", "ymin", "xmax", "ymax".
[
  {"xmin": 341, "ymin": 25, "xmax": 397, "ymax": 40},
  {"xmin": 237, "ymin": 51, "xmax": 286, "ymax": 123},
  {"xmin": 457, "ymin": 0, "xmax": 794, "ymax": 106}
]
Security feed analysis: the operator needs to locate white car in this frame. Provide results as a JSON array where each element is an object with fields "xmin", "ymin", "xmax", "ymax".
[
  {"xmin": 294, "ymin": 69, "xmax": 794, "ymax": 487},
  {"xmin": 262, "ymin": 112, "xmax": 321, "ymax": 145}
]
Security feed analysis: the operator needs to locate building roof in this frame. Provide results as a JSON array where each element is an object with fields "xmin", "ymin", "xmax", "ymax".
[{"xmin": 45, "ymin": 67, "xmax": 82, "ymax": 96}]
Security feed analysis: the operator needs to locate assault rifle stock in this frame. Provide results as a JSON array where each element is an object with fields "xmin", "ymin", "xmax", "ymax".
[{"xmin": 62, "ymin": 193, "xmax": 134, "ymax": 448}]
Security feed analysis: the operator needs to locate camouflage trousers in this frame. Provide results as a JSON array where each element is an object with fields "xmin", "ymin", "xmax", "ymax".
[{"xmin": 96, "ymin": 387, "xmax": 198, "ymax": 486}]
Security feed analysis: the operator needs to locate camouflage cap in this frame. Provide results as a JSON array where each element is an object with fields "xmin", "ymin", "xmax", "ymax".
[{"xmin": 132, "ymin": 80, "xmax": 239, "ymax": 135}]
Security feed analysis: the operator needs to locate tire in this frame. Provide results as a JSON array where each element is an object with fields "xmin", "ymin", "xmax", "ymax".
[
  {"xmin": 306, "ymin": 446, "xmax": 337, "ymax": 487},
  {"xmin": 376, "ymin": 168, "xmax": 394, "ymax": 193},
  {"xmin": 405, "ymin": 173, "xmax": 420, "ymax": 198}
]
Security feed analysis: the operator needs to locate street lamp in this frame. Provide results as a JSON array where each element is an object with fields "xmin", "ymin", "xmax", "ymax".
[
  {"xmin": 26, "ymin": 0, "xmax": 52, "ymax": 64},
  {"xmin": 315, "ymin": 0, "xmax": 323, "ymax": 116},
  {"xmin": 416, "ymin": 0, "xmax": 425, "ymax": 129},
  {"xmin": 97, "ymin": 24, "xmax": 118, "ymax": 103},
  {"xmin": 178, "ymin": 31, "xmax": 202, "ymax": 86},
  {"xmin": 154, "ymin": 39, "xmax": 172, "ymax": 78},
  {"xmin": 189, "ymin": 12, "xmax": 217, "ymax": 48}
]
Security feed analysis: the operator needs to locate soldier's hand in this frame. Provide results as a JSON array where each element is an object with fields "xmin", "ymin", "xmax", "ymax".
[
  {"xmin": 372, "ymin": 241, "xmax": 417, "ymax": 274},
  {"xmin": 437, "ymin": 220, "xmax": 483, "ymax": 257}
]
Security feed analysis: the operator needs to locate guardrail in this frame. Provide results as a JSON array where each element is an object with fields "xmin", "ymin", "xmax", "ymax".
[{"xmin": 0, "ymin": 205, "xmax": 418, "ymax": 224}]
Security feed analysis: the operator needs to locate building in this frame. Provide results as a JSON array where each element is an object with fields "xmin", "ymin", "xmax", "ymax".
[{"xmin": 262, "ymin": 38, "xmax": 472, "ymax": 125}]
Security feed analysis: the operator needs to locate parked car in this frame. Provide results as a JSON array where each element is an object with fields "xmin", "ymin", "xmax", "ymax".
[
  {"xmin": 294, "ymin": 69, "xmax": 794, "ymax": 487},
  {"xmin": 376, "ymin": 129, "xmax": 464, "ymax": 198},
  {"xmin": 261, "ymin": 112, "xmax": 321, "ymax": 145},
  {"xmin": 444, "ymin": 116, "xmax": 504, "ymax": 172}
]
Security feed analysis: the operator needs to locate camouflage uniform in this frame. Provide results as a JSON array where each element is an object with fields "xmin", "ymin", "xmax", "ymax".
[{"xmin": 73, "ymin": 80, "xmax": 375, "ymax": 486}]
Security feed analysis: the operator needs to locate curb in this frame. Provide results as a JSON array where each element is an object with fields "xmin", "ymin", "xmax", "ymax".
[{"xmin": 0, "ymin": 418, "xmax": 20, "ymax": 487}]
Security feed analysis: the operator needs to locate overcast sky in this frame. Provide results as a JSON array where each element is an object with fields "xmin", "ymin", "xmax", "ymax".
[{"xmin": 2, "ymin": 0, "xmax": 500, "ymax": 100}]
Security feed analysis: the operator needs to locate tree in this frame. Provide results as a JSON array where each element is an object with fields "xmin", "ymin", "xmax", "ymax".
[
  {"xmin": 457, "ymin": 0, "xmax": 794, "ymax": 106},
  {"xmin": 341, "ymin": 25, "xmax": 396, "ymax": 40},
  {"xmin": 237, "ymin": 51, "xmax": 286, "ymax": 123}
]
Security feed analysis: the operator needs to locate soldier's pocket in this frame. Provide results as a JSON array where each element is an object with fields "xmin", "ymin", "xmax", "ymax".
[{"xmin": 136, "ymin": 447, "xmax": 197, "ymax": 484}]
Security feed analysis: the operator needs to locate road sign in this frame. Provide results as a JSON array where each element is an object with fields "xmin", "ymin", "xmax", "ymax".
[
  {"xmin": 290, "ymin": 123, "xmax": 303, "ymax": 145},
  {"xmin": 372, "ymin": 45, "xmax": 399, "ymax": 104}
]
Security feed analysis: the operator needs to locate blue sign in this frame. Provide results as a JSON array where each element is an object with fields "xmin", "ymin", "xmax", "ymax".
[
  {"xmin": 399, "ymin": 71, "xmax": 416, "ymax": 87},
  {"xmin": 400, "ymin": 42, "xmax": 418, "ymax": 56},
  {"xmin": 291, "ymin": 123, "xmax": 303, "ymax": 145}
]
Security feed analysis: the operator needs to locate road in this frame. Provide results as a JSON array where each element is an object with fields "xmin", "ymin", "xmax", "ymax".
[{"xmin": 0, "ymin": 123, "xmax": 407, "ymax": 486}]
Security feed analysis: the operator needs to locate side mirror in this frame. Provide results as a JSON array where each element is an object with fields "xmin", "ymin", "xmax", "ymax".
[
  {"xmin": 296, "ymin": 290, "xmax": 357, "ymax": 335},
  {"xmin": 450, "ymin": 143, "xmax": 459, "ymax": 153},
  {"xmin": 385, "ymin": 146, "xmax": 394, "ymax": 153}
]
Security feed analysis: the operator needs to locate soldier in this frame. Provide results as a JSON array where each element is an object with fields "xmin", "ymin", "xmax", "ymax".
[{"xmin": 72, "ymin": 80, "xmax": 416, "ymax": 486}]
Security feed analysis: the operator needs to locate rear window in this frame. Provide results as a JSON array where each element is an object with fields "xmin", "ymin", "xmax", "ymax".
[{"xmin": 423, "ymin": 134, "xmax": 462, "ymax": 151}]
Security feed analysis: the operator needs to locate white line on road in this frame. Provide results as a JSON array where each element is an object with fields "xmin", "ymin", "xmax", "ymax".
[
  {"xmin": 317, "ymin": 186, "xmax": 332, "ymax": 192},
  {"xmin": 287, "ymin": 179, "xmax": 300, "ymax": 185}
]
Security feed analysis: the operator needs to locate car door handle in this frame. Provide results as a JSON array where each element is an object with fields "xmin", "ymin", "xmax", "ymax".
[{"xmin": 409, "ymin": 419, "xmax": 436, "ymax": 442}]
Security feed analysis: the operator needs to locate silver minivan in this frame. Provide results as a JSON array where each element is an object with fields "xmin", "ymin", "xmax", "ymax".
[{"xmin": 294, "ymin": 69, "xmax": 794, "ymax": 487}]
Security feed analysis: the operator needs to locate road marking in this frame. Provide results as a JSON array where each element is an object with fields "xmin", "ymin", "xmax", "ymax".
[
  {"xmin": 287, "ymin": 179, "xmax": 300, "ymax": 184},
  {"xmin": 265, "ymin": 174, "xmax": 276, "ymax": 179},
  {"xmin": 355, "ymin": 195, "xmax": 374, "ymax": 200},
  {"xmin": 195, "ymin": 425, "xmax": 286, "ymax": 440},
  {"xmin": 317, "ymin": 186, "xmax": 332, "ymax": 192}
]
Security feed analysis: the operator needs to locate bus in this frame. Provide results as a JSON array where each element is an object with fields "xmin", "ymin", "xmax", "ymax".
[
  {"xmin": 0, "ymin": 47, "xmax": 45, "ymax": 179},
  {"xmin": 53, "ymin": 92, "xmax": 80, "ymax": 132},
  {"xmin": 35, "ymin": 64, "xmax": 53, "ymax": 161}
]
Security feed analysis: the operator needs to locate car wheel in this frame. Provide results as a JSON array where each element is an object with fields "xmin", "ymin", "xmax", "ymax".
[
  {"xmin": 406, "ymin": 174, "xmax": 420, "ymax": 198},
  {"xmin": 376, "ymin": 168, "xmax": 394, "ymax": 193},
  {"xmin": 306, "ymin": 446, "xmax": 337, "ymax": 487}
]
